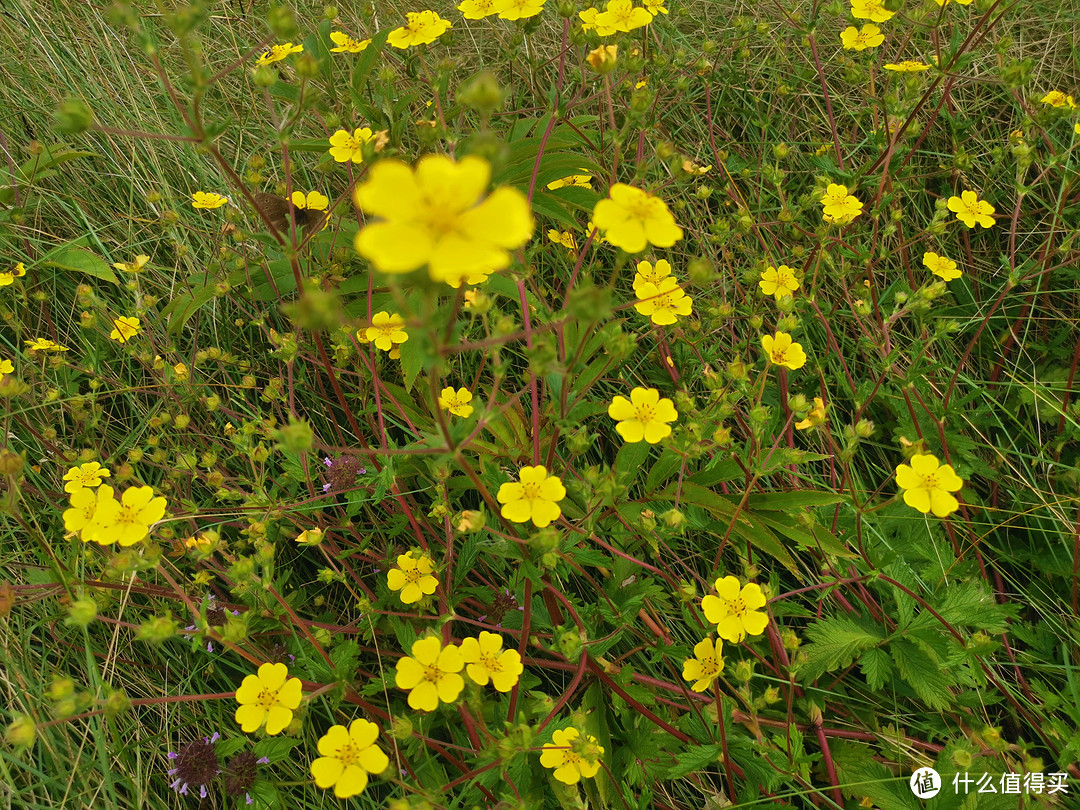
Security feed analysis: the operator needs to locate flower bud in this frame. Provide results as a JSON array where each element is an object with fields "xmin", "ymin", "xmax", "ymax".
[
  {"xmin": 6, "ymin": 715, "xmax": 35, "ymax": 748},
  {"xmin": 55, "ymin": 98, "xmax": 93, "ymax": 134},
  {"xmin": 66, "ymin": 597, "xmax": 98, "ymax": 628},
  {"xmin": 586, "ymin": 45, "xmax": 618, "ymax": 74}
]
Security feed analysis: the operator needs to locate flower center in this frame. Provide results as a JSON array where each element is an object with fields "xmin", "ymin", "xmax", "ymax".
[
  {"xmin": 728, "ymin": 597, "xmax": 748, "ymax": 618},
  {"xmin": 772, "ymin": 348, "xmax": 788, "ymax": 363},
  {"xmin": 423, "ymin": 665, "xmax": 443, "ymax": 684},
  {"xmin": 405, "ymin": 568, "xmax": 422, "ymax": 584},
  {"xmin": 520, "ymin": 481, "xmax": 543, "ymax": 500},
  {"xmin": 921, "ymin": 473, "xmax": 938, "ymax": 489},
  {"xmin": 480, "ymin": 653, "xmax": 501, "ymax": 672},
  {"xmin": 635, "ymin": 403, "xmax": 656, "ymax": 423},
  {"xmin": 421, "ymin": 205, "xmax": 462, "ymax": 237},
  {"xmin": 335, "ymin": 740, "xmax": 362, "ymax": 767},
  {"xmin": 114, "ymin": 504, "xmax": 140, "ymax": 528},
  {"xmin": 256, "ymin": 688, "xmax": 278, "ymax": 710}
]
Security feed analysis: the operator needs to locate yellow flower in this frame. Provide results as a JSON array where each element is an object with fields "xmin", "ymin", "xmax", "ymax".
[
  {"xmin": 585, "ymin": 220, "xmax": 610, "ymax": 245},
  {"xmin": 25, "ymin": 338, "xmax": 69, "ymax": 352},
  {"xmin": 191, "ymin": 191, "xmax": 229, "ymax": 209},
  {"xmin": 579, "ymin": 7, "xmax": 615, "ymax": 34},
  {"xmin": 850, "ymin": 0, "xmax": 894, "ymax": 22},
  {"xmin": 1038, "ymin": 91, "xmax": 1079, "ymax": 109},
  {"xmin": 458, "ymin": 0, "xmax": 502, "ymax": 18},
  {"xmin": 353, "ymin": 155, "xmax": 533, "ymax": 285},
  {"xmin": 497, "ymin": 0, "xmax": 546, "ymax": 21},
  {"xmin": 593, "ymin": 184, "xmax": 682, "ymax": 253},
  {"xmin": 311, "ymin": 720, "xmax": 389, "ymax": 798},
  {"xmin": 884, "ymin": 61, "xmax": 931, "ymax": 73},
  {"xmin": 546, "ymin": 174, "xmax": 593, "ymax": 190},
  {"xmin": 459, "ymin": 632, "xmax": 523, "ymax": 691},
  {"xmin": 932, "ymin": 0, "xmax": 973, "ymax": 5},
  {"xmin": 112, "ymin": 254, "xmax": 150, "ymax": 273},
  {"xmin": 840, "ymin": 24, "xmax": 884, "ymax": 51},
  {"xmin": 387, "ymin": 10, "xmax": 452, "ymax": 48},
  {"xmin": 682, "ymin": 637, "xmax": 725, "ymax": 692},
  {"xmin": 681, "ymin": 159, "xmax": 711, "ymax": 175},
  {"xmin": 634, "ymin": 277, "xmax": 692, "ymax": 325},
  {"xmin": 328, "ymin": 127, "xmax": 375, "ymax": 164},
  {"xmin": 394, "ymin": 636, "xmax": 465, "ymax": 711},
  {"xmin": 0, "ymin": 262, "xmax": 27, "ymax": 286},
  {"xmin": 819, "ymin": 183, "xmax": 863, "ymax": 224},
  {"xmin": 895, "ymin": 453, "xmax": 963, "ymax": 517},
  {"xmin": 357, "ymin": 312, "xmax": 408, "ymax": 352},
  {"xmin": 0, "ymin": 358, "xmax": 12, "ymax": 382},
  {"xmin": 84, "ymin": 485, "xmax": 168, "ymax": 546},
  {"xmin": 62, "ymin": 484, "xmax": 115, "ymax": 541},
  {"xmin": 608, "ymin": 387, "xmax": 678, "ymax": 444},
  {"xmin": 643, "ymin": 0, "xmax": 668, "ymax": 13},
  {"xmin": 761, "ymin": 332, "xmax": 807, "ymax": 370},
  {"xmin": 438, "ymin": 386, "xmax": 474, "ymax": 418},
  {"xmin": 595, "ymin": 0, "xmax": 653, "ymax": 34},
  {"xmin": 795, "ymin": 397, "xmax": 827, "ymax": 430},
  {"xmin": 234, "ymin": 663, "xmax": 303, "ymax": 735},
  {"xmin": 758, "ymin": 265, "xmax": 799, "ymax": 300},
  {"xmin": 922, "ymin": 252, "xmax": 961, "ymax": 281},
  {"xmin": 497, "ymin": 465, "xmax": 566, "ymax": 528},
  {"xmin": 540, "ymin": 727, "xmax": 604, "ymax": 785},
  {"xmin": 256, "ymin": 42, "xmax": 303, "ymax": 65},
  {"xmin": 947, "ymin": 191, "xmax": 995, "ymax": 229},
  {"xmin": 1075, "ymin": 122, "xmax": 1080, "ymax": 136},
  {"xmin": 547, "ymin": 229, "xmax": 579, "ymax": 254},
  {"xmin": 586, "ymin": 44, "xmax": 619, "ymax": 73},
  {"xmin": 295, "ymin": 528, "xmax": 324, "ymax": 546},
  {"xmin": 109, "ymin": 316, "xmax": 141, "ymax": 343},
  {"xmin": 386, "ymin": 553, "xmax": 439, "ymax": 604},
  {"xmin": 701, "ymin": 576, "xmax": 769, "ymax": 642},
  {"xmin": 63, "ymin": 462, "xmax": 111, "ymax": 493},
  {"xmin": 329, "ymin": 32, "xmax": 371, "ymax": 53},
  {"xmin": 633, "ymin": 258, "xmax": 672, "ymax": 292}
]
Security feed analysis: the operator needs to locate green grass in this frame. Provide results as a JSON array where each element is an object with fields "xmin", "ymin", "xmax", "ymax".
[{"xmin": 1, "ymin": 0, "xmax": 1080, "ymax": 808}]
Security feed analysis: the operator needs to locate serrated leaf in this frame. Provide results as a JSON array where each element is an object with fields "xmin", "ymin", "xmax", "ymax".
[
  {"xmin": 891, "ymin": 638, "xmax": 953, "ymax": 710},
  {"xmin": 916, "ymin": 580, "xmax": 1015, "ymax": 634},
  {"xmin": 800, "ymin": 615, "xmax": 886, "ymax": 682},
  {"xmin": 330, "ymin": 640, "xmax": 361, "ymax": 682},
  {"xmin": 656, "ymin": 744, "xmax": 724, "ymax": 779},
  {"xmin": 859, "ymin": 647, "xmax": 893, "ymax": 690}
]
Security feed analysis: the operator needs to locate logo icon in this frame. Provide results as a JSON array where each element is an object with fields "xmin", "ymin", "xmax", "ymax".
[{"xmin": 910, "ymin": 767, "xmax": 941, "ymax": 798}]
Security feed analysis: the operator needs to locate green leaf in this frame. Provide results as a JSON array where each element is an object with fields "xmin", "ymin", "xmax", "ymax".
[
  {"xmin": 859, "ymin": 647, "xmax": 893, "ymax": 690},
  {"xmin": 662, "ymin": 482, "xmax": 801, "ymax": 574},
  {"xmin": 656, "ymin": 744, "xmax": 724, "ymax": 779},
  {"xmin": 800, "ymin": 615, "xmax": 886, "ymax": 682},
  {"xmin": 614, "ymin": 440, "xmax": 651, "ymax": 485},
  {"xmin": 913, "ymin": 580, "xmax": 1015, "ymax": 634},
  {"xmin": 39, "ymin": 243, "xmax": 118, "ymax": 284},
  {"xmin": 687, "ymin": 458, "xmax": 742, "ymax": 487},
  {"xmin": 330, "ymin": 640, "xmax": 361, "ymax": 682},
  {"xmin": 745, "ymin": 491, "xmax": 846, "ymax": 510},
  {"xmin": 831, "ymin": 740, "xmax": 920, "ymax": 810},
  {"xmin": 252, "ymin": 737, "xmax": 302, "ymax": 762},
  {"xmin": 644, "ymin": 448, "xmax": 683, "ymax": 492},
  {"xmin": 890, "ymin": 638, "xmax": 953, "ymax": 710}
]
